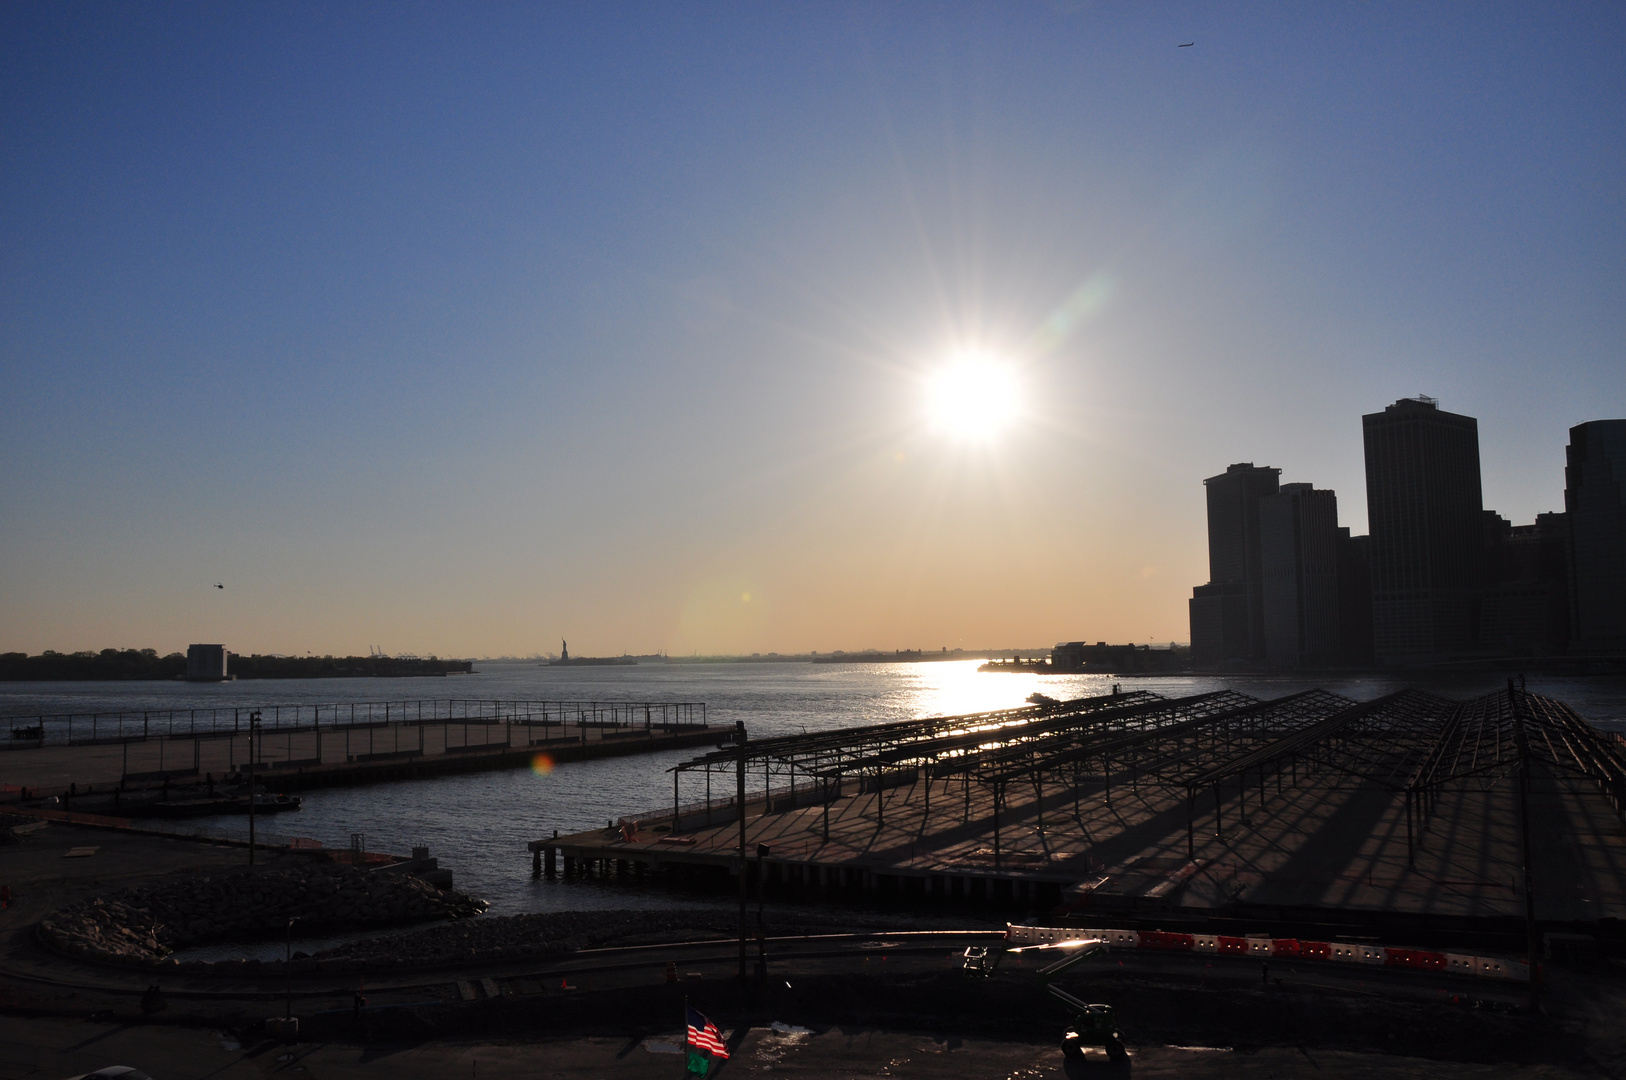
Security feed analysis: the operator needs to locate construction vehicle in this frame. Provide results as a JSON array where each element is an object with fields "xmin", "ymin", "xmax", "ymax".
[{"xmin": 962, "ymin": 936, "xmax": 1127, "ymax": 1062}]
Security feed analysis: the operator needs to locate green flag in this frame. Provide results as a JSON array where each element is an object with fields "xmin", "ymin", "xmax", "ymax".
[{"xmin": 685, "ymin": 1048, "xmax": 711, "ymax": 1076}]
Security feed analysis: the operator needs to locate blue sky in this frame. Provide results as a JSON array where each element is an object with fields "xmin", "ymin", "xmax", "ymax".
[{"xmin": 2, "ymin": 2, "xmax": 1622, "ymax": 656}]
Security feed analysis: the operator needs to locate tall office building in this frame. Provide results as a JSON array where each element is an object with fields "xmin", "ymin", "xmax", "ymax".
[
  {"xmin": 1260, "ymin": 483, "xmax": 1342, "ymax": 667},
  {"xmin": 1565, "ymin": 419, "xmax": 1626, "ymax": 651},
  {"xmin": 1189, "ymin": 462, "xmax": 1280, "ymax": 667},
  {"xmin": 1336, "ymin": 529, "xmax": 1375, "ymax": 665},
  {"xmin": 1362, "ymin": 397, "xmax": 1485, "ymax": 664},
  {"xmin": 1480, "ymin": 511, "xmax": 1570, "ymax": 656}
]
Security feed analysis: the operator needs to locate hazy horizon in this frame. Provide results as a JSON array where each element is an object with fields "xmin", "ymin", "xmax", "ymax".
[{"xmin": 3, "ymin": 4, "xmax": 1621, "ymax": 658}]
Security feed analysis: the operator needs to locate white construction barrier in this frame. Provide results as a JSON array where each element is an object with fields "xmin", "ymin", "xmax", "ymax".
[{"xmin": 1008, "ymin": 924, "xmax": 1529, "ymax": 983}]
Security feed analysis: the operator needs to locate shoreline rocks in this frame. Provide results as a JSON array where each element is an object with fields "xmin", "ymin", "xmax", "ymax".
[{"xmin": 38, "ymin": 863, "xmax": 485, "ymax": 967}]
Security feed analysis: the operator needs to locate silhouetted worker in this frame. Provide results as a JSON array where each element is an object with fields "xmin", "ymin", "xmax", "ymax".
[
  {"xmin": 207, "ymin": 772, "xmax": 214, "ymax": 795},
  {"xmin": 141, "ymin": 984, "xmax": 166, "ymax": 1013},
  {"xmin": 1261, "ymin": 960, "xmax": 1269, "ymax": 986},
  {"xmin": 1, "ymin": 884, "xmax": 11, "ymax": 909}
]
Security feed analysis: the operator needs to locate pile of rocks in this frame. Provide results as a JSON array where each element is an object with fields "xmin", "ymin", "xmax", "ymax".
[
  {"xmin": 38, "ymin": 862, "xmax": 485, "ymax": 966},
  {"xmin": 311, "ymin": 908, "xmax": 720, "ymax": 967}
]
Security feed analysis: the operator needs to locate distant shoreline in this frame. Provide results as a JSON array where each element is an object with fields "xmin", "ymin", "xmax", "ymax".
[{"xmin": 0, "ymin": 651, "xmax": 475, "ymax": 682}]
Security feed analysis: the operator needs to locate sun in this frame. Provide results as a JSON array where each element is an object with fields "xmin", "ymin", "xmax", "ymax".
[{"xmin": 926, "ymin": 351, "xmax": 1022, "ymax": 441}]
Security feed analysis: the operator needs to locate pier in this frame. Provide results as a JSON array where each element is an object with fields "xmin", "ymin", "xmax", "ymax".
[
  {"xmin": 0, "ymin": 698, "xmax": 718, "ymax": 798},
  {"xmin": 535, "ymin": 685, "xmax": 1626, "ymax": 945}
]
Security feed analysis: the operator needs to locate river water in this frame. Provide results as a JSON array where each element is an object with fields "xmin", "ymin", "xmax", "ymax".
[{"xmin": 5, "ymin": 661, "xmax": 1624, "ymax": 917}]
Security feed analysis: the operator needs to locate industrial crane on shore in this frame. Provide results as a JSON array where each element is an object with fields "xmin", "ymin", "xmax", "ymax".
[{"xmin": 963, "ymin": 936, "xmax": 1127, "ymax": 1062}]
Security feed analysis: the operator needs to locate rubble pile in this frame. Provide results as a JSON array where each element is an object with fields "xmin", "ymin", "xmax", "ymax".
[{"xmin": 38, "ymin": 863, "xmax": 485, "ymax": 966}]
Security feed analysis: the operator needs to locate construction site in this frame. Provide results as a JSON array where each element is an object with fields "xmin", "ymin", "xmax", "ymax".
[{"xmin": 538, "ymin": 684, "xmax": 1626, "ymax": 951}]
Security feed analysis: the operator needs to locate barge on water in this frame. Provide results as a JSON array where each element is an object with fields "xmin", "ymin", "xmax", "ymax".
[{"xmin": 137, "ymin": 792, "xmax": 302, "ymax": 818}]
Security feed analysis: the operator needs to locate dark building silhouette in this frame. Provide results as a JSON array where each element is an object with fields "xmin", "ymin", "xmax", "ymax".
[
  {"xmin": 1190, "ymin": 462, "xmax": 1280, "ymax": 667},
  {"xmin": 184, "ymin": 643, "xmax": 228, "ymax": 681},
  {"xmin": 1363, "ymin": 398, "xmax": 1485, "ymax": 664},
  {"xmin": 1337, "ymin": 529, "xmax": 1375, "ymax": 665},
  {"xmin": 1260, "ymin": 483, "xmax": 1342, "ymax": 668},
  {"xmin": 1050, "ymin": 641, "xmax": 1184, "ymax": 673},
  {"xmin": 1565, "ymin": 419, "xmax": 1626, "ymax": 652},
  {"xmin": 1480, "ymin": 511, "xmax": 1569, "ymax": 656}
]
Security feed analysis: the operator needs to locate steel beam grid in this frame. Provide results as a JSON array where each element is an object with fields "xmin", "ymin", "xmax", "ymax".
[
  {"xmin": 1056, "ymin": 688, "xmax": 1353, "ymax": 795},
  {"xmin": 1156, "ymin": 689, "xmax": 1391, "ymax": 796},
  {"xmin": 1400, "ymin": 688, "xmax": 1626, "ymax": 867},
  {"xmin": 1182, "ymin": 689, "xmax": 1459, "ymax": 800},
  {"xmin": 670, "ymin": 689, "xmax": 1162, "ymax": 781},
  {"xmin": 1516, "ymin": 691, "xmax": 1626, "ymax": 818},
  {"xmin": 1413, "ymin": 691, "xmax": 1515, "ymax": 792},
  {"xmin": 1401, "ymin": 690, "xmax": 1523, "ymax": 865},
  {"xmin": 926, "ymin": 690, "xmax": 1260, "ymax": 784},
  {"xmin": 1162, "ymin": 689, "xmax": 1459, "ymax": 869},
  {"xmin": 857, "ymin": 690, "xmax": 1181, "ymax": 775}
]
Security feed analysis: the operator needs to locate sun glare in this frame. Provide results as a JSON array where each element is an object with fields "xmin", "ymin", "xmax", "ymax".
[{"xmin": 927, "ymin": 352, "xmax": 1022, "ymax": 441}]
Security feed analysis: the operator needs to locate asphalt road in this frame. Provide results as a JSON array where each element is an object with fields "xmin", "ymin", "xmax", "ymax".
[
  {"xmin": 4, "ymin": 822, "xmax": 1624, "ymax": 1080},
  {"xmin": 0, "ymin": 1014, "xmax": 1602, "ymax": 1080}
]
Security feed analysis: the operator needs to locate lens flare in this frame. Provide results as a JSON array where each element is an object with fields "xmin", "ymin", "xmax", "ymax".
[
  {"xmin": 927, "ymin": 352, "xmax": 1021, "ymax": 441},
  {"xmin": 531, "ymin": 752, "xmax": 555, "ymax": 776}
]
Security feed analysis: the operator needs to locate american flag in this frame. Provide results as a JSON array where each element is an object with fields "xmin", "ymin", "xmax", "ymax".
[{"xmin": 686, "ymin": 1005, "xmax": 730, "ymax": 1058}]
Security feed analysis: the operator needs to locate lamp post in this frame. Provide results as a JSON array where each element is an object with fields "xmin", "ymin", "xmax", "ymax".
[
  {"xmin": 247, "ymin": 710, "xmax": 261, "ymax": 865},
  {"xmin": 735, "ymin": 720, "xmax": 747, "ymax": 983},
  {"xmin": 285, "ymin": 916, "xmax": 296, "ymax": 1029},
  {"xmin": 756, "ymin": 843, "xmax": 770, "ymax": 928}
]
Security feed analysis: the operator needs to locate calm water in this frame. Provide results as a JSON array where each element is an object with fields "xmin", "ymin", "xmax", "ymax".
[{"xmin": 5, "ymin": 661, "xmax": 1624, "ymax": 915}]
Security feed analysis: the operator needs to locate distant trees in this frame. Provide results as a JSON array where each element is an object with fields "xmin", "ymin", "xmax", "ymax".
[
  {"xmin": 0, "ymin": 649, "xmax": 185, "ymax": 681},
  {"xmin": 0, "ymin": 650, "xmax": 473, "ymax": 681},
  {"xmin": 227, "ymin": 654, "xmax": 473, "ymax": 679}
]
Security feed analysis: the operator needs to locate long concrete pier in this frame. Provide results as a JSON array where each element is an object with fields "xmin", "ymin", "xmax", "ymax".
[
  {"xmin": 1, "ymin": 699, "xmax": 721, "ymax": 800},
  {"xmin": 533, "ymin": 686, "xmax": 1626, "ymax": 945}
]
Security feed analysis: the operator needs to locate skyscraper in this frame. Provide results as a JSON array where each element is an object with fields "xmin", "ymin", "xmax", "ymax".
[
  {"xmin": 1189, "ymin": 462, "xmax": 1280, "ymax": 667},
  {"xmin": 1565, "ymin": 419, "xmax": 1626, "ymax": 652},
  {"xmin": 1336, "ymin": 529, "xmax": 1375, "ymax": 665},
  {"xmin": 1260, "ymin": 483, "xmax": 1342, "ymax": 667},
  {"xmin": 1480, "ymin": 510, "xmax": 1570, "ymax": 656},
  {"xmin": 1362, "ymin": 397, "xmax": 1485, "ymax": 664}
]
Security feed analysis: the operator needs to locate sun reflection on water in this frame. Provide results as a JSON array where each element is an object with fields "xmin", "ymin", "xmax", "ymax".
[{"xmin": 893, "ymin": 659, "xmax": 1121, "ymax": 722}]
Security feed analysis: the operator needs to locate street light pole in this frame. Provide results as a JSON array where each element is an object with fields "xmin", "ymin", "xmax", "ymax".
[
  {"xmin": 735, "ymin": 720, "xmax": 747, "ymax": 983},
  {"xmin": 248, "ymin": 710, "xmax": 261, "ymax": 866},
  {"xmin": 285, "ymin": 916, "xmax": 296, "ymax": 1025}
]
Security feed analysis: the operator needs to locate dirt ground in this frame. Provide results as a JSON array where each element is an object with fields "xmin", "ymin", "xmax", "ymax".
[
  {"xmin": 0, "ymin": 1015, "xmax": 1605, "ymax": 1080},
  {"xmin": 3, "ymin": 822, "xmax": 1624, "ymax": 1080}
]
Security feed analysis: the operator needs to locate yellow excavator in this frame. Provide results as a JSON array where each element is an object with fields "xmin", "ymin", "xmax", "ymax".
[{"xmin": 962, "ymin": 937, "xmax": 1127, "ymax": 1063}]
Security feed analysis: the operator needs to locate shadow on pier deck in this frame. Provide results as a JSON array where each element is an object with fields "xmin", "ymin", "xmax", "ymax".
[{"xmin": 535, "ymin": 686, "xmax": 1626, "ymax": 947}]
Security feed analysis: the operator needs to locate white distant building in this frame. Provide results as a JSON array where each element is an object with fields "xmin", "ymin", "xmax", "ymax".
[{"xmin": 185, "ymin": 643, "xmax": 229, "ymax": 681}]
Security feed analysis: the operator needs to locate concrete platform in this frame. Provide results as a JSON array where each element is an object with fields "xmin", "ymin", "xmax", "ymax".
[
  {"xmin": 0, "ymin": 719, "xmax": 721, "ymax": 799},
  {"xmin": 537, "ymin": 689, "xmax": 1626, "ymax": 942}
]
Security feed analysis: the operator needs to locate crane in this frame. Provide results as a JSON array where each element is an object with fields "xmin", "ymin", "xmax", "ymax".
[{"xmin": 962, "ymin": 936, "xmax": 1127, "ymax": 1062}]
